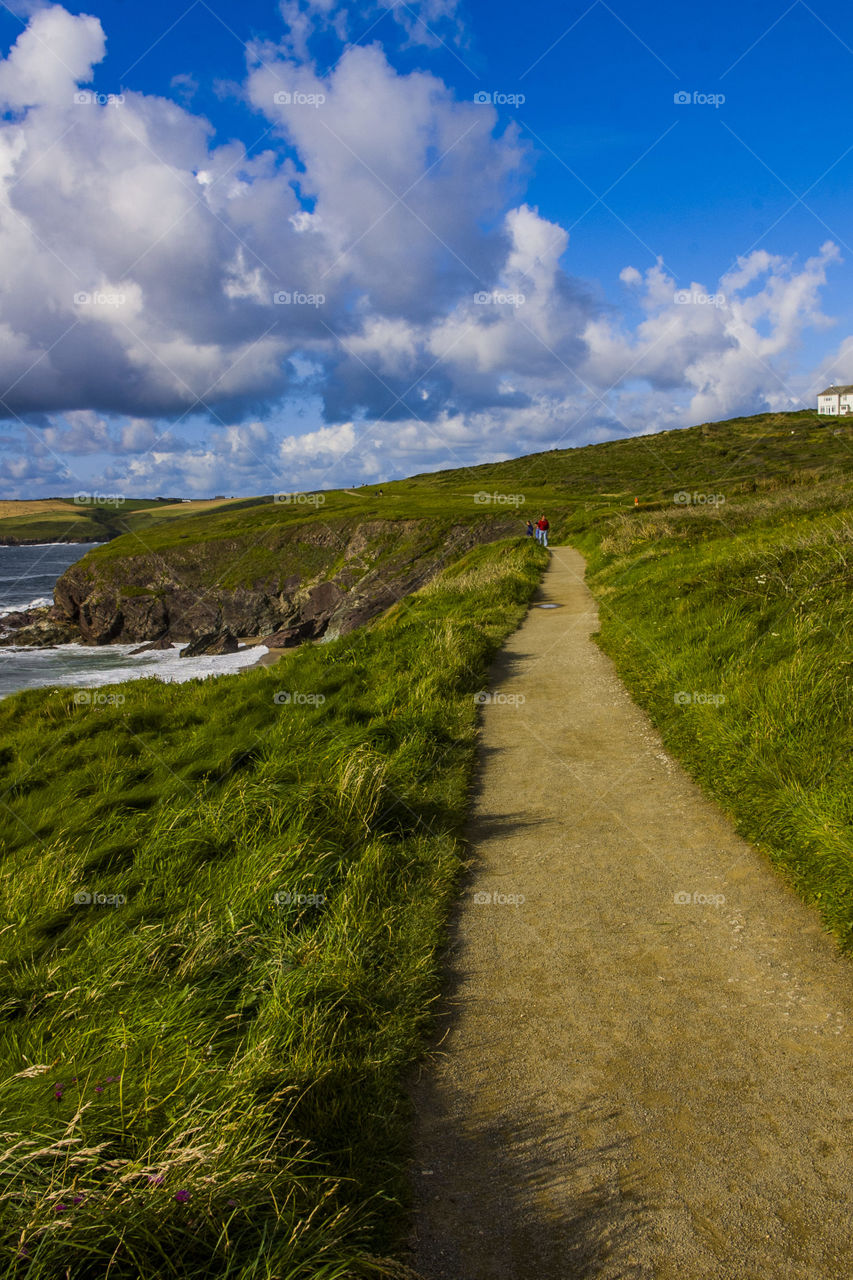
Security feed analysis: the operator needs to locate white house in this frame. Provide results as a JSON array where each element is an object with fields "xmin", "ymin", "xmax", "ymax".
[{"xmin": 817, "ymin": 385, "xmax": 853, "ymax": 415}]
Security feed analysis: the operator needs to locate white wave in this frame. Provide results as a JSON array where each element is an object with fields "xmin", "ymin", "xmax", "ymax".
[
  {"xmin": 0, "ymin": 641, "xmax": 269, "ymax": 692},
  {"xmin": 0, "ymin": 595, "xmax": 53, "ymax": 617}
]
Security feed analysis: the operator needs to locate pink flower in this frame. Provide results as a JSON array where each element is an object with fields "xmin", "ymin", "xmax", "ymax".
[{"xmin": 175, "ymin": 1189, "xmax": 190, "ymax": 1203}]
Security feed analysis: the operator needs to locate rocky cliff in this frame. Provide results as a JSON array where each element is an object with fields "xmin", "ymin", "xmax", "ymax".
[{"xmin": 40, "ymin": 515, "xmax": 519, "ymax": 647}]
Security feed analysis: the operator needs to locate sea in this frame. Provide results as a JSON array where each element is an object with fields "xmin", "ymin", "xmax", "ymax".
[{"xmin": 0, "ymin": 543, "xmax": 267, "ymax": 699}]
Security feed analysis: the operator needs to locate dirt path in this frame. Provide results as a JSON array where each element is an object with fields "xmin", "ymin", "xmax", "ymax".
[{"xmin": 408, "ymin": 546, "xmax": 853, "ymax": 1280}]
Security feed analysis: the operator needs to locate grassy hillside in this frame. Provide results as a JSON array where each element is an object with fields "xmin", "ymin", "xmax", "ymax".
[
  {"xmin": 45, "ymin": 407, "xmax": 849, "ymax": 557},
  {"xmin": 1, "ymin": 407, "xmax": 850, "ymax": 1274},
  {"xmin": 0, "ymin": 537, "xmax": 546, "ymax": 1277},
  {"xmin": 0, "ymin": 500, "xmax": 109, "ymax": 545},
  {"xmin": 0, "ymin": 498, "xmax": 249, "ymax": 545}
]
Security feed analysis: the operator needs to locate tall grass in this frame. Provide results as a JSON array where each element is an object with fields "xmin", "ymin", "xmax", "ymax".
[{"xmin": 0, "ymin": 538, "xmax": 546, "ymax": 1278}]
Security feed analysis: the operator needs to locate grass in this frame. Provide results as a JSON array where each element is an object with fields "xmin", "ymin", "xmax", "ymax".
[{"xmin": 0, "ymin": 536, "xmax": 547, "ymax": 1278}]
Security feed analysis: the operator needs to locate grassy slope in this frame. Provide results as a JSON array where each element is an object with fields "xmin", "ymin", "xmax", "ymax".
[
  {"xmin": 0, "ymin": 538, "xmax": 547, "ymax": 1278},
  {"xmin": 0, "ymin": 499, "xmax": 242, "ymax": 545},
  {"xmin": 1, "ymin": 408, "xmax": 851, "ymax": 1273}
]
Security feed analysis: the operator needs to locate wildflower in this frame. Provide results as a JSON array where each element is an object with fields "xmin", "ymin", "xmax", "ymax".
[
  {"xmin": 226, "ymin": 1198, "xmax": 237, "ymax": 1208},
  {"xmin": 72, "ymin": 1195, "xmax": 85, "ymax": 1206},
  {"xmin": 147, "ymin": 1175, "xmax": 164, "ymax": 1186},
  {"xmin": 175, "ymin": 1189, "xmax": 190, "ymax": 1203},
  {"xmin": 55, "ymin": 1204, "xmax": 66, "ymax": 1213},
  {"xmin": 94, "ymin": 1085, "xmax": 103, "ymax": 1094}
]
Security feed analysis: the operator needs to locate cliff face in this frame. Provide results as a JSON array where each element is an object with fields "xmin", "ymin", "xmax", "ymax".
[{"xmin": 50, "ymin": 516, "xmax": 519, "ymax": 645}]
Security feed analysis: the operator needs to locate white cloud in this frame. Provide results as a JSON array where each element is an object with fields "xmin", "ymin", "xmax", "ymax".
[
  {"xmin": 0, "ymin": 4, "xmax": 104, "ymax": 109},
  {"xmin": 0, "ymin": 5, "xmax": 844, "ymax": 498},
  {"xmin": 581, "ymin": 245, "xmax": 841, "ymax": 424}
]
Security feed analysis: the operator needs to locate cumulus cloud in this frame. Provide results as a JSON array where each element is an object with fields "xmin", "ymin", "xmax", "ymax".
[
  {"xmin": 0, "ymin": 4, "xmax": 104, "ymax": 108},
  {"xmin": 0, "ymin": 4, "xmax": 844, "ymax": 497},
  {"xmin": 0, "ymin": 6, "xmax": 533, "ymax": 432},
  {"xmin": 582, "ymin": 243, "xmax": 841, "ymax": 424}
]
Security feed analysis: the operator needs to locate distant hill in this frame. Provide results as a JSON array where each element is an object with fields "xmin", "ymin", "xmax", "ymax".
[{"xmin": 0, "ymin": 496, "xmax": 253, "ymax": 545}]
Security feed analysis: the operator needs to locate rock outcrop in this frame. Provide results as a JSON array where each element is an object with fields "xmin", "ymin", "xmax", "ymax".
[
  {"xmin": 128, "ymin": 636, "xmax": 173, "ymax": 654},
  {"xmin": 38, "ymin": 515, "xmax": 521, "ymax": 649},
  {"xmin": 179, "ymin": 629, "xmax": 240, "ymax": 658},
  {"xmin": 0, "ymin": 607, "xmax": 79, "ymax": 647}
]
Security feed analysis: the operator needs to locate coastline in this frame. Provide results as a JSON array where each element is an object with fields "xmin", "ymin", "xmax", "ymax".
[
  {"xmin": 0, "ymin": 536, "xmax": 108, "ymax": 547},
  {"xmin": 239, "ymin": 636, "xmax": 285, "ymax": 667}
]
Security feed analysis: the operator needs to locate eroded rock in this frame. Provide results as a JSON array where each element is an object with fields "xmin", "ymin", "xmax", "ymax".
[{"xmin": 179, "ymin": 629, "xmax": 240, "ymax": 658}]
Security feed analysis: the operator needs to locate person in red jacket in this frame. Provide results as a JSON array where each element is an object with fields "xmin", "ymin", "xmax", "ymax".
[{"xmin": 536, "ymin": 515, "xmax": 549, "ymax": 548}]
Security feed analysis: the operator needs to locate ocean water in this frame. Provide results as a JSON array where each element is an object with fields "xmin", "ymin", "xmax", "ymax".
[
  {"xmin": 0, "ymin": 543, "xmax": 267, "ymax": 698},
  {"xmin": 0, "ymin": 541, "xmax": 92, "ymax": 615}
]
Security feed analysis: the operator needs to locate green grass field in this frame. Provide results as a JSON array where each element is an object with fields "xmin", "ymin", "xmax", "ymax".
[{"xmin": 0, "ymin": 407, "xmax": 851, "ymax": 1274}]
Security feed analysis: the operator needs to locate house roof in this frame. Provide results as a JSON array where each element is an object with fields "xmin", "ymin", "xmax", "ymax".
[{"xmin": 818, "ymin": 385, "xmax": 853, "ymax": 395}]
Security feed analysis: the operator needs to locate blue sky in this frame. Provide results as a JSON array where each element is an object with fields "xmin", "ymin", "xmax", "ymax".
[{"xmin": 0, "ymin": 0, "xmax": 851, "ymax": 496}]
